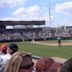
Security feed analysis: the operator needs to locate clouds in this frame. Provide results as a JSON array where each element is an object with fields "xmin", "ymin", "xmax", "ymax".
[
  {"xmin": 13, "ymin": 5, "xmax": 46, "ymax": 19},
  {"xmin": 0, "ymin": 0, "xmax": 25, "ymax": 8},
  {"xmin": 1, "ymin": 0, "xmax": 72, "ymax": 27},
  {"xmin": 1, "ymin": 5, "xmax": 53, "ymax": 22},
  {"xmin": 0, "ymin": 4, "xmax": 54, "ymax": 27},
  {"xmin": 13, "ymin": 5, "xmax": 45, "ymax": 20},
  {"xmin": 54, "ymin": 1, "xmax": 72, "ymax": 16}
]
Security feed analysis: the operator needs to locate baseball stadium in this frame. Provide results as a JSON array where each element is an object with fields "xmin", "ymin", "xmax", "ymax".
[
  {"xmin": 0, "ymin": 20, "xmax": 72, "ymax": 72},
  {"xmin": 0, "ymin": 21, "xmax": 72, "ymax": 58},
  {"xmin": 0, "ymin": 0, "xmax": 72, "ymax": 72}
]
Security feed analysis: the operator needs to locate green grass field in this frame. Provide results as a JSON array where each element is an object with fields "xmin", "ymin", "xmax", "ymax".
[
  {"xmin": 1, "ymin": 41, "xmax": 72, "ymax": 59},
  {"xmin": 16, "ymin": 41, "xmax": 72, "ymax": 59}
]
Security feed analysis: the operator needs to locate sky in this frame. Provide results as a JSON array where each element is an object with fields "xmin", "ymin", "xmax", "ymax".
[{"xmin": 0, "ymin": 0, "xmax": 72, "ymax": 27}]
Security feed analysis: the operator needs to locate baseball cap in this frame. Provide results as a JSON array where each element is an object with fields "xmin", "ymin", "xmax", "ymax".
[{"xmin": 8, "ymin": 43, "xmax": 18, "ymax": 52}]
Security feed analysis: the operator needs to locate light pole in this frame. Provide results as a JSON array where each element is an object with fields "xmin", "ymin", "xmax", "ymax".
[{"xmin": 49, "ymin": 0, "xmax": 51, "ymax": 27}]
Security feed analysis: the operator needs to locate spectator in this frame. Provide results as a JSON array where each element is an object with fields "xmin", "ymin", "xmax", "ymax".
[
  {"xmin": 5, "ymin": 51, "xmax": 34, "ymax": 72},
  {"xmin": 36, "ymin": 57, "xmax": 62, "ymax": 72},
  {"xmin": 60, "ymin": 58, "xmax": 72, "ymax": 72},
  {"xmin": 0, "ymin": 44, "xmax": 8, "ymax": 54},
  {"xmin": 1, "ymin": 43, "xmax": 18, "ymax": 63},
  {"xmin": 36, "ymin": 57, "xmax": 54, "ymax": 72},
  {"xmin": 0, "ymin": 43, "xmax": 18, "ymax": 72},
  {"xmin": 0, "ymin": 44, "xmax": 8, "ymax": 71},
  {"xmin": 19, "ymin": 52, "xmax": 34, "ymax": 72}
]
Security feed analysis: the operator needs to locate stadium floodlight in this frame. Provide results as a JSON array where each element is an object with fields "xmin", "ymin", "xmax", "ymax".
[{"xmin": 49, "ymin": 0, "xmax": 51, "ymax": 27}]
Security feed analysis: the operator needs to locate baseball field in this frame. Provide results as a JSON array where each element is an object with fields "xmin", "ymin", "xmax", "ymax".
[
  {"xmin": 15, "ymin": 40, "xmax": 72, "ymax": 59},
  {"xmin": 1, "ymin": 40, "xmax": 72, "ymax": 59}
]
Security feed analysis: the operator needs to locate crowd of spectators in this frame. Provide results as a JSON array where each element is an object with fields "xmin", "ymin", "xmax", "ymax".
[
  {"xmin": 0, "ymin": 43, "xmax": 72, "ymax": 72},
  {"xmin": 0, "ymin": 43, "xmax": 34, "ymax": 72},
  {"xmin": 0, "ymin": 27, "xmax": 72, "ymax": 42}
]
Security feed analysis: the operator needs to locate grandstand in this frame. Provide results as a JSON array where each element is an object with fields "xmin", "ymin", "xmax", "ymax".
[
  {"xmin": 0, "ymin": 21, "xmax": 72, "ymax": 72},
  {"xmin": 0, "ymin": 21, "xmax": 45, "ymax": 42},
  {"xmin": 0, "ymin": 21, "xmax": 72, "ymax": 42}
]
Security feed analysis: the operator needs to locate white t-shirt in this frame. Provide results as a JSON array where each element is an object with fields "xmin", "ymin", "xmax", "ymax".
[
  {"xmin": 0, "ymin": 54, "xmax": 11, "ymax": 72},
  {"xmin": 0, "ymin": 54, "xmax": 11, "ymax": 64}
]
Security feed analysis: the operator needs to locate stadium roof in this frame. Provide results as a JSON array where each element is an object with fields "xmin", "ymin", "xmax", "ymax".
[{"xmin": 0, "ymin": 21, "xmax": 45, "ymax": 26}]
